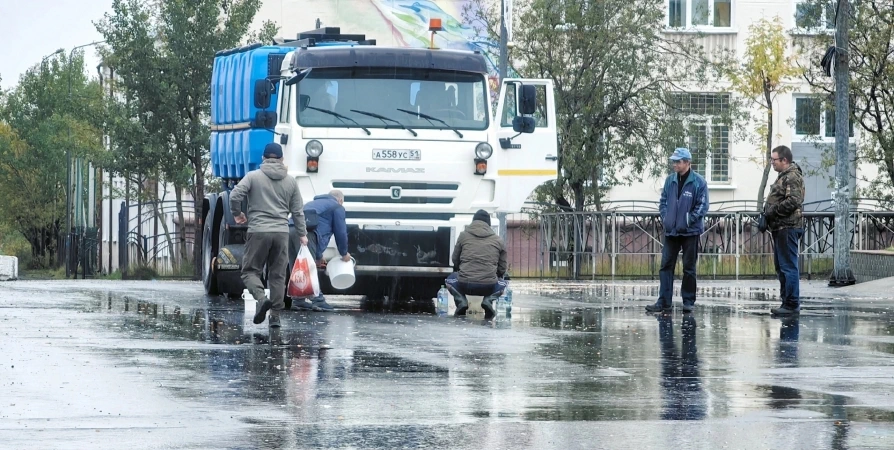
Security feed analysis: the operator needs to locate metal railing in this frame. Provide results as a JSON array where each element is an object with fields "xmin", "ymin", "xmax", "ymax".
[
  {"xmin": 118, "ymin": 200, "xmax": 196, "ymax": 278},
  {"xmin": 503, "ymin": 200, "xmax": 894, "ymax": 280}
]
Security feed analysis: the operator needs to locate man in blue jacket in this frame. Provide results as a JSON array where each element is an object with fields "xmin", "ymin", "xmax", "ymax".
[
  {"xmin": 646, "ymin": 148, "xmax": 710, "ymax": 314},
  {"xmin": 291, "ymin": 190, "xmax": 351, "ymax": 312}
]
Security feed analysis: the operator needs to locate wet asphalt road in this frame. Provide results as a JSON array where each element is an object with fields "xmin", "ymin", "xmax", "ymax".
[{"xmin": 2, "ymin": 279, "xmax": 894, "ymax": 449}]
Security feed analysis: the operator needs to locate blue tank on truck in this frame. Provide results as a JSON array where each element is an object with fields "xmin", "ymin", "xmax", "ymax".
[{"xmin": 210, "ymin": 45, "xmax": 289, "ymax": 180}]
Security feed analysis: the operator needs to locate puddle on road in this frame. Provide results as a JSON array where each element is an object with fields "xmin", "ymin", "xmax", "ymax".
[{"xmin": 75, "ymin": 285, "xmax": 894, "ymax": 444}]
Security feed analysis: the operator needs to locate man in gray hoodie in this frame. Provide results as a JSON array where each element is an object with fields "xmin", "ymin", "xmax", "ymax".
[
  {"xmin": 230, "ymin": 143, "xmax": 308, "ymax": 328},
  {"xmin": 445, "ymin": 210, "xmax": 508, "ymax": 320}
]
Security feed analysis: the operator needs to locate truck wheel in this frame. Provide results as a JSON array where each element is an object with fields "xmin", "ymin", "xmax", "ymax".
[
  {"xmin": 217, "ymin": 219, "xmax": 242, "ymax": 299},
  {"xmin": 202, "ymin": 209, "xmax": 220, "ymax": 296},
  {"xmin": 218, "ymin": 217, "xmax": 229, "ymax": 249}
]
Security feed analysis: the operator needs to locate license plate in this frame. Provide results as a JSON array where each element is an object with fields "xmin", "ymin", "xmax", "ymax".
[{"xmin": 373, "ymin": 149, "xmax": 421, "ymax": 160}]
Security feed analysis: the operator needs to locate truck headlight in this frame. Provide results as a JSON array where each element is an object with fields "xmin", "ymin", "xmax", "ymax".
[
  {"xmin": 475, "ymin": 142, "xmax": 493, "ymax": 160},
  {"xmin": 306, "ymin": 140, "xmax": 324, "ymax": 157}
]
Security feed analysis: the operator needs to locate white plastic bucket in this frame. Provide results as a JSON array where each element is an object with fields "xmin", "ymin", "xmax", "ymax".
[
  {"xmin": 321, "ymin": 236, "xmax": 338, "ymax": 262},
  {"xmin": 326, "ymin": 257, "xmax": 356, "ymax": 290}
]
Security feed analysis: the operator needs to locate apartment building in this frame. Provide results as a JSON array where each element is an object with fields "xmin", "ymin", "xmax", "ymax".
[{"xmin": 608, "ymin": 0, "xmax": 866, "ymax": 208}]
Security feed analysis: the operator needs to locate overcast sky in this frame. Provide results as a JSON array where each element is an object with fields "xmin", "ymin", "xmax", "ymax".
[{"xmin": 0, "ymin": 0, "xmax": 111, "ymax": 89}]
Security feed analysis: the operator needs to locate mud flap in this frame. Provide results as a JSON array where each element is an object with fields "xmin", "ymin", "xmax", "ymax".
[{"xmin": 216, "ymin": 244, "xmax": 246, "ymax": 298}]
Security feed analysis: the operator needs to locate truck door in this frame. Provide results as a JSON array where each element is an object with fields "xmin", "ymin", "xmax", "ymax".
[{"xmin": 493, "ymin": 78, "xmax": 558, "ymax": 213}]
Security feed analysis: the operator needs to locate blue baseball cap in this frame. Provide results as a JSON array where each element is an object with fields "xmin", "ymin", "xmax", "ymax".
[
  {"xmin": 670, "ymin": 147, "xmax": 692, "ymax": 161},
  {"xmin": 264, "ymin": 143, "xmax": 283, "ymax": 159}
]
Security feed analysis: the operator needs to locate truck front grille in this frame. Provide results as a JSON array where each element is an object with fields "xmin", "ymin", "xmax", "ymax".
[{"xmin": 333, "ymin": 181, "xmax": 458, "ymax": 206}]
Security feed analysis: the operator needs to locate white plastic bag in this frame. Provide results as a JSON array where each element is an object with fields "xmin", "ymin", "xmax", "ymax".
[{"xmin": 288, "ymin": 245, "xmax": 321, "ymax": 298}]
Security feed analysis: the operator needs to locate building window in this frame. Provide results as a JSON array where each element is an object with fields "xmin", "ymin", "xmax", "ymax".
[
  {"xmin": 794, "ymin": 95, "xmax": 853, "ymax": 139},
  {"xmin": 794, "ymin": 1, "xmax": 835, "ymax": 31},
  {"xmin": 668, "ymin": 0, "xmax": 732, "ymax": 29},
  {"xmin": 669, "ymin": 93, "xmax": 731, "ymax": 183},
  {"xmin": 794, "ymin": 97, "xmax": 821, "ymax": 135}
]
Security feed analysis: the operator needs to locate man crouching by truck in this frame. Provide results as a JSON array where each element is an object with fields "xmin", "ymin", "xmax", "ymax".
[
  {"xmin": 230, "ymin": 143, "xmax": 308, "ymax": 328},
  {"xmin": 289, "ymin": 190, "xmax": 350, "ymax": 312},
  {"xmin": 446, "ymin": 210, "xmax": 508, "ymax": 320}
]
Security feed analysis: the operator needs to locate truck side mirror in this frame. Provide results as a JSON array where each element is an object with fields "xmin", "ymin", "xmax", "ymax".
[
  {"xmin": 285, "ymin": 68, "xmax": 312, "ymax": 86},
  {"xmin": 519, "ymin": 85, "xmax": 537, "ymax": 115},
  {"xmin": 512, "ymin": 116, "xmax": 536, "ymax": 134},
  {"xmin": 254, "ymin": 79, "xmax": 275, "ymax": 109},
  {"xmin": 298, "ymin": 94, "xmax": 310, "ymax": 112}
]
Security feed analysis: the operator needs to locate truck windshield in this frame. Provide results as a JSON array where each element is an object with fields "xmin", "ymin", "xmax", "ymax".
[{"xmin": 297, "ymin": 67, "xmax": 488, "ymax": 131}]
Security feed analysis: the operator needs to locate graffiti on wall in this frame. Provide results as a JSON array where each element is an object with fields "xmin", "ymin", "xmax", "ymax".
[{"xmin": 366, "ymin": 0, "xmax": 510, "ymax": 100}]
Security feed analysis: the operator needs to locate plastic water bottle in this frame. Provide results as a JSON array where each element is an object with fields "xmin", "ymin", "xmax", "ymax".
[
  {"xmin": 497, "ymin": 277, "xmax": 512, "ymax": 316},
  {"xmin": 436, "ymin": 285, "xmax": 449, "ymax": 316}
]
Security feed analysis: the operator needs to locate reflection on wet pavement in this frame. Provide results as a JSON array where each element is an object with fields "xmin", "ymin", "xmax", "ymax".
[{"xmin": 4, "ymin": 280, "xmax": 894, "ymax": 448}]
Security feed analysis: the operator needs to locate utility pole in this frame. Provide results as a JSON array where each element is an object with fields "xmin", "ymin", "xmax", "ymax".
[
  {"xmin": 499, "ymin": 0, "xmax": 508, "ymax": 85},
  {"xmin": 830, "ymin": 0, "xmax": 855, "ymax": 287},
  {"xmin": 497, "ymin": 0, "xmax": 510, "ymax": 243}
]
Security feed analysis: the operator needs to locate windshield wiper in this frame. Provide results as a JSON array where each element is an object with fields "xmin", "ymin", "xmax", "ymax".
[
  {"xmin": 396, "ymin": 108, "xmax": 463, "ymax": 138},
  {"xmin": 304, "ymin": 106, "xmax": 371, "ymax": 135},
  {"xmin": 349, "ymin": 109, "xmax": 417, "ymax": 137}
]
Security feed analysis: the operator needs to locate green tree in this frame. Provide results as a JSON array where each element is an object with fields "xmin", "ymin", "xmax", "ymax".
[
  {"xmin": 466, "ymin": 0, "xmax": 741, "ymax": 211},
  {"xmin": 0, "ymin": 54, "xmax": 104, "ymax": 267},
  {"xmin": 798, "ymin": 0, "xmax": 894, "ymax": 203},
  {"xmin": 96, "ymin": 0, "xmax": 271, "ymax": 274},
  {"xmin": 731, "ymin": 17, "xmax": 802, "ymax": 209}
]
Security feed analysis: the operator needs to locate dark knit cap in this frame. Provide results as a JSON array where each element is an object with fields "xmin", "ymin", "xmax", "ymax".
[
  {"xmin": 264, "ymin": 143, "xmax": 283, "ymax": 159},
  {"xmin": 473, "ymin": 209, "xmax": 491, "ymax": 226}
]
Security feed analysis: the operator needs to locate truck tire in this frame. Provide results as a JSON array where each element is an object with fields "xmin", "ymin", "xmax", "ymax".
[
  {"xmin": 217, "ymin": 219, "xmax": 245, "ymax": 299},
  {"xmin": 202, "ymin": 209, "xmax": 220, "ymax": 296}
]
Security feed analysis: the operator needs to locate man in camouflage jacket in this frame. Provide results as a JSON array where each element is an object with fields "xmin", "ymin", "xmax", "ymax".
[{"xmin": 764, "ymin": 145, "xmax": 805, "ymax": 316}]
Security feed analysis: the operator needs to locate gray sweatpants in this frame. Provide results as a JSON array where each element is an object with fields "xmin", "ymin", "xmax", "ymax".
[{"xmin": 241, "ymin": 232, "xmax": 289, "ymax": 310}]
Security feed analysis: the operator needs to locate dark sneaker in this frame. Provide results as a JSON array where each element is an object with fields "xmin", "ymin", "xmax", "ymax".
[
  {"xmin": 312, "ymin": 299, "xmax": 335, "ymax": 312},
  {"xmin": 268, "ymin": 312, "xmax": 282, "ymax": 328},
  {"xmin": 454, "ymin": 306, "xmax": 468, "ymax": 317},
  {"xmin": 771, "ymin": 304, "xmax": 800, "ymax": 316},
  {"xmin": 681, "ymin": 304, "xmax": 695, "ymax": 313},
  {"xmin": 482, "ymin": 303, "xmax": 495, "ymax": 321},
  {"xmin": 253, "ymin": 299, "xmax": 273, "ymax": 324},
  {"xmin": 291, "ymin": 298, "xmax": 321, "ymax": 311},
  {"xmin": 645, "ymin": 303, "xmax": 672, "ymax": 313}
]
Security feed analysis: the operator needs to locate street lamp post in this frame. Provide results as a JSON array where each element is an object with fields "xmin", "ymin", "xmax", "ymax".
[
  {"xmin": 39, "ymin": 49, "xmax": 64, "ymax": 266},
  {"xmin": 65, "ymin": 40, "xmax": 105, "ymax": 277},
  {"xmin": 41, "ymin": 49, "xmax": 64, "ymax": 68},
  {"xmin": 499, "ymin": 0, "xmax": 509, "ymax": 86}
]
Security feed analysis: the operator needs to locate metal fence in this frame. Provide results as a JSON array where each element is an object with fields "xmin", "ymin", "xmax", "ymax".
[
  {"xmin": 504, "ymin": 200, "xmax": 894, "ymax": 280},
  {"xmin": 118, "ymin": 200, "xmax": 196, "ymax": 278},
  {"xmin": 64, "ymin": 227, "xmax": 100, "ymax": 279},
  {"xmin": 99, "ymin": 197, "xmax": 894, "ymax": 280}
]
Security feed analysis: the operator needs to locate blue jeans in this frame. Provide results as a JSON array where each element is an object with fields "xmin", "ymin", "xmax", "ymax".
[
  {"xmin": 444, "ymin": 272, "xmax": 507, "ymax": 310},
  {"xmin": 658, "ymin": 235, "xmax": 699, "ymax": 307},
  {"xmin": 772, "ymin": 228, "xmax": 803, "ymax": 307}
]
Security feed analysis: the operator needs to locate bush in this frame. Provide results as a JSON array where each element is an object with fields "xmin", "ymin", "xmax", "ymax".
[
  {"xmin": 0, "ymin": 226, "xmax": 32, "ymax": 267},
  {"xmin": 103, "ymin": 270, "xmax": 123, "ymax": 280},
  {"xmin": 124, "ymin": 265, "xmax": 159, "ymax": 280}
]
